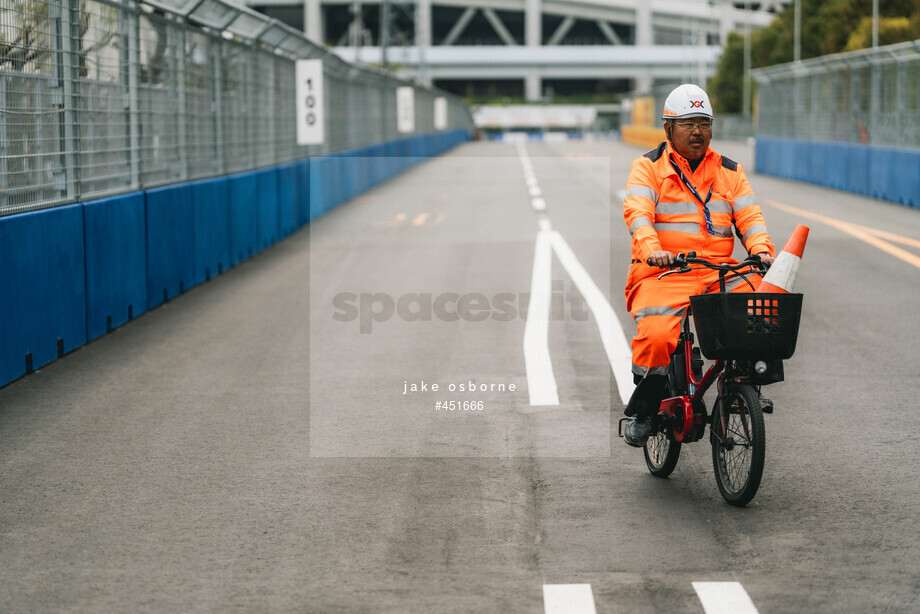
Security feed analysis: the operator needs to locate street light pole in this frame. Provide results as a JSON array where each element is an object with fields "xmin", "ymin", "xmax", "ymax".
[
  {"xmin": 872, "ymin": 0, "xmax": 879, "ymax": 48},
  {"xmin": 743, "ymin": 1, "xmax": 751, "ymax": 117},
  {"xmin": 379, "ymin": 0, "xmax": 390, "ymax": 69}
]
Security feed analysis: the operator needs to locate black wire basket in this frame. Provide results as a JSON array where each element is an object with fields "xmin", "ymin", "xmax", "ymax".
[{"xmin": 689, "ymin": 292, "xmax": 803, "ymax": 360}]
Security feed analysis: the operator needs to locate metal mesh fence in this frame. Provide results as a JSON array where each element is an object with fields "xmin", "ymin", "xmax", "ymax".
[
  {"xmin": 752, "ymin": 41, "xmax": 920, "ymax": 148},
  {"xmin": 138, "ymin": 10, "xmax": 183, "ymax": 186},
  {"xmin": 220, "ymin": 37, "xmax": 250, "ymax": 175},
  {"xmin": 0, "ymin": 0, "xmax": 474, "ymax": 217}
]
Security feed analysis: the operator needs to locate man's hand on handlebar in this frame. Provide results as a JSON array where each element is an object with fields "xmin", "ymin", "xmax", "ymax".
[
  {"xmin": 646, "ymin": 251, "xmax": 769, "ymax": 279},
  {"xmin": 755, "ymin": 252, "xmax": 775, "ymax": 266},
  {"xmin": 647, "ymin": 250, "xmax": 676, "ymax": 268}
]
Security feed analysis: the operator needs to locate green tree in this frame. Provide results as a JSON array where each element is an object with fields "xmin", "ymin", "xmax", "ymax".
[
  {"xmin": 708, "ymin": 0, "xmax": 920, "ymax": 114},
  {"xmin": 843, "ymin": 16, "xmax": 914, "ymax": 50}
]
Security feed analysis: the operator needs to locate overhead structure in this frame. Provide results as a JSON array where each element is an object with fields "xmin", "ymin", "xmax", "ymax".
[{"xmin": 248, "ymin": 0, "xmax": 790, "ymax": 100}]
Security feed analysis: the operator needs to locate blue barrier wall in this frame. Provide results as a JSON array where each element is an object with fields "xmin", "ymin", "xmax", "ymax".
[
  {"xmin": 84, "ymin": 193, "xmax": 148, "ymax": 341},
  {"xmin": 0, "ymin": 129, "xmax": 470, "ymax": 388},
  {"xmin": 191, "ymin": 177, "xmax": 232, "ymax": 285},
  {"xmin": 278, "ymin": 164, "xmax": 298, "ymax": 239},
  {"xmin": 0, "ymin": 204, "xmax": 87, "ymax": 385},
  {"xmin": 228, "ymin": 172, "xmax": 260, "ymax": 266},
  {"xmin": 146, "ymin": 184, "xmax": 196, "ymax": 309},
  {"xmin": 256, "ymin": 168, "xmax": 280, "ymax": 250},
  {"xmin": 755, "ymin": 138, "xmax": 920, "ymax": 208}
]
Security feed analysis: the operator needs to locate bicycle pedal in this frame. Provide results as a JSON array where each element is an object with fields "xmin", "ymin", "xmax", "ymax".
[{"xmin": 617, "ymin": 417, "xmax": 630, "ymax": 437}]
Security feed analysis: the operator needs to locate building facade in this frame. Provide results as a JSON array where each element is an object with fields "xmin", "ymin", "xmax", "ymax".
[{"xmin": 246, "ymin": 0, "xmax": 789, "ymax": 100}]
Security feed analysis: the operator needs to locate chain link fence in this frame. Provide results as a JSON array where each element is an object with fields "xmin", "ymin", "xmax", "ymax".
[
  {"xmin": 0, "ymin": 0, "xmax": 473, "ymax": 217},
  {"xmin": 753, "ymin": 41, "xmax": 920, "ymax": 148}
]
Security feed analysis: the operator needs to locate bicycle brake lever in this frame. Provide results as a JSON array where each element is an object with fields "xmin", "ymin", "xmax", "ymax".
[
  {"xmin": 657, "ymin": 267, "xmax": 691, "ymax": 280},
  {"xmin": 746, "ymin": 253, "xmax": 769, "ymax": 272}
]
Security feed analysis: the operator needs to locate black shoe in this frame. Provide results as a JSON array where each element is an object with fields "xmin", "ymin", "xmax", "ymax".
[
  {"xmin": 624, "ymin": 416, "xmax": 652, "ymax": 447},
  {"xmin": 759, "ymin": 392, "xmax": 773, "ymax": 414}
]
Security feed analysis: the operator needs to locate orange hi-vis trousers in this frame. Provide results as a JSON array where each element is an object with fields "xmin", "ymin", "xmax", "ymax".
[{"xmin": 629, "ymin": 266, "xmax": 763, "ymax": 377}]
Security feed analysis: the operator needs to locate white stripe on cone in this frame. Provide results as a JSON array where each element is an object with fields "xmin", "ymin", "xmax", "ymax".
[{"xmin": 758, "ymin": 251, "xmax": 801, "ymax": 293}]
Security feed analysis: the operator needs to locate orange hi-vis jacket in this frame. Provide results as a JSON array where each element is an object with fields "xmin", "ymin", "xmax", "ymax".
[{"xmin": 623, "ymin": 141, "xmax": 775, "ymax": 312}]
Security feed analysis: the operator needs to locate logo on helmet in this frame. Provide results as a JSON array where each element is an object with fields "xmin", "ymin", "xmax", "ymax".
[{"xmin": 691, "ymin": 100, "xmax": 705, "ymax": 108}]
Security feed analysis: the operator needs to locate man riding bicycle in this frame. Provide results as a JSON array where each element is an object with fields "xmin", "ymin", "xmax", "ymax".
[{"xmin": 622, "ymin": 84, "xmax": 776, "ymax": 447}]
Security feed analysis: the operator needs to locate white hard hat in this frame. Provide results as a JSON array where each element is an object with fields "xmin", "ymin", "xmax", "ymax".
[{"xmin": 661, "ymin": 84, "xmax": 713, "ymax": 120}]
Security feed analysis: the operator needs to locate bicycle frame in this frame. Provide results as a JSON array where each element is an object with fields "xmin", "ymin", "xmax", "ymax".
[
  {"xmin": 659, "ymin": 308, "xmax": 723, "ymax": 443},
  {"xmin": 636, "ymin": 252, "xmax": 784, "ymax": 506},
  {"xmin": 656, "ymin": 260, "xmax": 768, "ymax": 443}
]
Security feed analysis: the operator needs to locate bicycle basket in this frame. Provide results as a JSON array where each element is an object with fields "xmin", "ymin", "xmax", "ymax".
[{"xmin": 689, "ymin": 293, "xmax": 803, "ymax": 360}]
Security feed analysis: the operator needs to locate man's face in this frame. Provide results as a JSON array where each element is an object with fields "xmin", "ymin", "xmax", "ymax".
[{"xmin": 665, "ymin": 118, "xmax": 711, "ymax": 161}]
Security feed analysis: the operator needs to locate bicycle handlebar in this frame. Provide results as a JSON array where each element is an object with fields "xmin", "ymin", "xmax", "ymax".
[{"xmin": 646, "ymin": 252, "xmax": 769, "ymax": 280}]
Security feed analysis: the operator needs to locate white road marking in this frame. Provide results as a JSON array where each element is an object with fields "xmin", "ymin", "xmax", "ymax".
[
  {"xmin": 523, "ymin": 230, "xmax": 560, "ymax": 406},
  {"xmin": 543, "ymin": 584, "xmax": 597, "ymax": 614},
  {"xmin": 517, "ymin": 140, "xmax": 635, "ymax": 405},
  {"xmin": 693, "ymin": 582, "xmax": 759, "ymax": 614},
  {"xmin": 549, "ymin": 232, "xmax": 635, "ymax": 404}
]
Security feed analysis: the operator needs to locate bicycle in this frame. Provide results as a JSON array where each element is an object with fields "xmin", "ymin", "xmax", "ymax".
[{"xmin": 620, "ymin": 252, "xmax": 803, "ymax": 507}]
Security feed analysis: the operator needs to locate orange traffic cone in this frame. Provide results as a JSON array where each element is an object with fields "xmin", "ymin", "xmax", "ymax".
[{"xmin": 757, "ymin": 224, "xmax": 810, "ymax": 293}]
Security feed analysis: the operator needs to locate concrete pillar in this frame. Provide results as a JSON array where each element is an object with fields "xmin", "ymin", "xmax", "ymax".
[
  {"xmin": 304, "ymin": 0, "xmax": 322, "ymax": 44},
  {"xmin": 416, "ymin": 0, "xmax": 431, "ymax": 47},
  {"xmin": 525, "ymin": 0, "xmax": 541, "ymax": 101},
  {"xmin": 526, "ymin": 74, "xmax": 541, "ymax": 101},
  {"xmin": 634, "ymin": 3, "xmax": 653, "ymax": 93},
  {"xmin": 416, "ymin": 0, "xmax": 431, "ymax": 85},
  {"xmin": 525, "ymin": 0, "xmax": 541, "ymax": 46},
  {"xmin": 635, "ymin": 2, "xmax": 652, "ymax": 45}
]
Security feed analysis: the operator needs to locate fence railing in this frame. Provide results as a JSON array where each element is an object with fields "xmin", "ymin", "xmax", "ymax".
[
  {"xmin": 752, "ymin": 40, "xmax": 920, "ymax": 148},
  {"xmin": 0, "ymin": 0, "xmax": 474, "ymax": 217}
]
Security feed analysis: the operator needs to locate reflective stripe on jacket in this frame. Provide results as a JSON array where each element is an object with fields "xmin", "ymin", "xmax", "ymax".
[{"xmin": 623, "ymin": 141, "xmax": 775, "ymax": 311}]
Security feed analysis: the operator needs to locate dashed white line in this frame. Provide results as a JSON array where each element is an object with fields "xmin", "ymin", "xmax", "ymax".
[
  {"xmin": 542, "ymin": 581, "xmax": 760, "ymax": 612},
  {"xmin": 693, "ymin": 582, "xmax": 760, "ymax": 614},
  {"xmin": 518, "ymin": 142, "xmax": 548, "ymax": 212},
  {"xmin": 543, "ymin": 584, "xmax": 597, "ymax": 614}
]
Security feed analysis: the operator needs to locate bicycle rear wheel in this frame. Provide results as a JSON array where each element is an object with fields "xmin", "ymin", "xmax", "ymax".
[
  {"xmin": 644, "ymin": 425, "xmax": 681, "ymax": 477},
  {"xmin": 711, "ymin": 383, "xmax": 765, "ymax": 506}
]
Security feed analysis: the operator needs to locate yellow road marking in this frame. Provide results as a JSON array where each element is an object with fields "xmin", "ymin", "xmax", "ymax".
[
  {"xmin": 412, "ymin": 213, "xmax": 430, "ymax": 226},
  {"xmin": 856, "ymin": 225, "xmax": 920, "ymax": 250},
  {"xmin": 372, "ymin": 212, "xmax": 406, "ymax": 228},
  {"xmin": 763, "ymin": 198, "xmax": 920, "ymax": 270}
]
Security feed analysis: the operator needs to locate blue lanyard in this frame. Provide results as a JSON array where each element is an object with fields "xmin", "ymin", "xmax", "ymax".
[{"xmin": 669, "ymin": 158, "xmax": 716, "ymax": 236}]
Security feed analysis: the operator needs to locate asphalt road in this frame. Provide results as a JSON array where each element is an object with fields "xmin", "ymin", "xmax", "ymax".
[{"xmin": 1, "ymin": 137, "xmax": 919, "ymax": 612}]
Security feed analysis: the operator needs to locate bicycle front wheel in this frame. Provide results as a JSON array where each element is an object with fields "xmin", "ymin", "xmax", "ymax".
[
  {"xmin": 711, "ymin": 383, "xmax": 765, "ymax": 506},
  {"xmin": 644, "ymin": 428, "xmax": 681, "ymax": 477}
]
